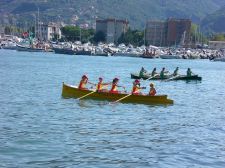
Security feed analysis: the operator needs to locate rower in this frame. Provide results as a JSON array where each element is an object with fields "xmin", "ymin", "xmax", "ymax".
[
  {"xmin": 173, "ymin": 67, "xmax": 179, "ymax": 76},
  {"xmin": 132, "ymin": 79, "xmax": 146, "ymax": 95},
  {"xmin": 187, "ymin": 68, "xmax": 193, "ymax": 77},
  {"xmin": 160, "ymin": 67, "xmax": 168, "ymax": 79},
  {"xmin": 78, "ymin": 75, "xmax": 95, "ymax": 90},
  {"xmin": 78, "ymin": 75, "xmax": 88, "ymax": 90},
  {"xmin": 149, "ymin": 83, "xmax": 156, "ymax": 96},
  {"xmin": 96, "ymin": 77, "xmax": 110, "ymax": 92},
  {"xmin": 139, "ymin": 67, "xmax": 147, "ymax": 77},
  {"xmin": 110, "ymin": 78, "xmax": 125, "ymax": 94},
  {"xmin": 151, "ymin": 67, "xmax": 157, "ymax": 77}
]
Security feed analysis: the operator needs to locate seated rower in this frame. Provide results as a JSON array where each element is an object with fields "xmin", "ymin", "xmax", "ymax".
[
  {"xmin": 96, "ymin": 77, "xmax": 110, "ymax": 92},
  {"xmin": 187, "ymin": 68, "xmax": 193, "ymax": 77},
  {"xmin": 149, "ymin": 83, "xmax": 156, "ymax": 96},
  {"xmin": 160, "ymin": 67, "xmax": 169, "ymax": 79},
  {"xmin": 110, "ymin": 78, "xmax": 125, "ymax": 94},
  {"xmin": 173, "ymin": 67, "xmax": 179, "ymax": 76},
  {"xmin": 139, "ymin": 67, "xmax": 147, "ymax": 77},
  {"xmin": 132, "ymin": 79, "xmax": 146, "ymax": 95},
  {"xmin": 151, "ymin": 67, "xmax": 158, "ymax": 77},
  {"xmin": 78, "ymin": 75, "xmax": 88, "ymax": 90},
  {"xmin": 78, "ymin": 75, "xmax": 95, "ymax": 90}
]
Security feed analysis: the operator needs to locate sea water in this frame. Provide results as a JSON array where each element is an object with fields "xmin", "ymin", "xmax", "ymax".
[{"xmin": 0, "ymin": 49, "xmax": 225, "ymax": 167}]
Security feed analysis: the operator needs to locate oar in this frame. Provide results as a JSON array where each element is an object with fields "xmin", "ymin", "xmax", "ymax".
[
  {"xmin": 164, "ymin": 75, "xmax": 180, "ymax": 82},
  {"xmin": 111, "ymin": 94, "xmax": 132, "ymax": 104},
  {"xmin": 192, "ymin": 72, "xmax": 197, "ymax": 76},
  {"xmin": 146, "ymin": 74, "xmax": 158, "ymax": 80},
  {"xmin": 77, "ymin": 91, "xmax": 95, "ymax": 100}
]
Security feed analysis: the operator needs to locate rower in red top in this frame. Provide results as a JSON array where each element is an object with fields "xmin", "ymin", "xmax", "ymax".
[
  {"xmin": 149, "ymin": 83, "xmax": 156, "ymax": 96},
  {"xmin": 78, "ymin": 75, "xmax": 89, "ymax": 90},
  {"xmin": 110, "ymin": 78, "xmax": 125, "ymax": 94},
  {"xmin": 132, "ymin": 79, "xmax": 146, "ymax": 95},
  {"xmin": 78, "ymin": 75, "xmax": 95, "ymax": 90},
  {"xmin": 96, "ymin": 77, "xmax": 110, "ymax": 92}
]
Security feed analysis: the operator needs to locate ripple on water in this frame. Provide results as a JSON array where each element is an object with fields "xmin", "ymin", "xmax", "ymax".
[{"xmin": 0, "ymin": 50, "xmax": 225, "ymax": 167}]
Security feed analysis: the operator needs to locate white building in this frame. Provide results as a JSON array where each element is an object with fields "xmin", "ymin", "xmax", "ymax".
[
  {"xmin": 36, "ymin": 22, "xmax": 62, "ymax": 41},
  {"xmin": 96, "ymin": 18, "xmax": 129, "ymax": 44}
]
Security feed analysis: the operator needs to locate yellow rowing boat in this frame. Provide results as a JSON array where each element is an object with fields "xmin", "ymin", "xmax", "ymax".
[{"xmin": 62, "ymin": 83, "xmax": 174, "ymax": 105}]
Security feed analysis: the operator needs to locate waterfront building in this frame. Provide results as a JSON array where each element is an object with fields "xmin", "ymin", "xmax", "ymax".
[
  {"xmin": 0, "ymin": 26, "xmax": 4, "ymax": 33},
  {"xmin": 145, "ymin": 20, "xmax": 167, "ymax": 46},
  {"xmin": 145, "ymin": 18, "xmax": 191, "ymax": 47},
  {"xmin": 96, "ymin": 18, "xmax": 129, "ymax": 43},
  {"xmin": 36, "ymin": 22, "xmax": 62, "ymax": 41},
  {"xmin": 167, "ymin": 18, "xmax": 191, "ymax": 46},
  {"xmin": 209, "ymin": 41, "xmax": 225, "ymax": 49}
]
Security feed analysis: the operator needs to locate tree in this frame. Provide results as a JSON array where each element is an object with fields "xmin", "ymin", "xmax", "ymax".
[
  {"xmin": 61, "ymin": 26, "xmax": 95, "ymax": 43},
  {"xmin": 61, "ymin": 26, "xmax": 81, "ymax": 41},
  {"xmin": 118, "ymin": 28, "xmax": 144, "ymax": 46},
  {"xmin": 81, "ymin": 28, "xmax": 95, "ymax": 43},
  {"xmin": 93, "ymin": 31, "xmax": 106, "ymax": 43},
  {"xmin": 212, "ymin": 34, "xmax": 225, "ymax": 41}
]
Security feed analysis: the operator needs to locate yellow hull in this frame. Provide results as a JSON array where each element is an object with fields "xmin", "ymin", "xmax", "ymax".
[{"xmin": 62, "ymin": 83, "xmax": 174, "ymax": 105}]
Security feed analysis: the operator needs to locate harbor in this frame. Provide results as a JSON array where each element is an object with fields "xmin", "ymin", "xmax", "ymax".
[{"xmin": 0, "ymin": 38, "xmax": 225, "ymax": 60}]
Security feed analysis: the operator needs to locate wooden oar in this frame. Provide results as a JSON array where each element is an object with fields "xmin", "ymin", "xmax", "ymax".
[
  {"xmin": 111, "ymin": 94, "xmax": 132, "ymax": 104},
  {"xmin": 146, "ymin": 74, "xmax": 158, "ymax": 80},
  {"xmin": 164, "ymin": 75, "xmax": 180, "ymax": 81},
  {"xmin": 77, "ymin": 91, "xmax": 95, "ymax": 100}
]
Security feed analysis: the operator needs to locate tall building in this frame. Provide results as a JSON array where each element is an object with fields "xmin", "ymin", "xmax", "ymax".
[
  {"xmin": 145, "ymin": 18, "xmax": 191, "ymax": 47},
  {"xmin": 145, "ymin": 20, "xmax": 167, "ymax": 46},
  {"xmin": 96, "ymin": 18, "xmax": 129, "ymax": 43},
  {"xmin": 36, "ymin": 22, "xmax": 62, "ymax": 41},
  {"xmin": 167, "ymin": 18, "xmax": 191, "ymax": 46}
]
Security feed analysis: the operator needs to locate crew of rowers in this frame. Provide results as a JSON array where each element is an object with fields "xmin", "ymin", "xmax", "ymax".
[
  {"xmin": 78, "ymin": 75, "xmax": 156, "ymax": 96},
  {"xmin": 140, "ymin": 67, "xmax": 194, "ymax": 79}
]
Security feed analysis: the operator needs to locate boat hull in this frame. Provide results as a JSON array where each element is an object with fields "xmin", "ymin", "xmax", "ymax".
[
  {"xmin": 113, "ymin": 53, "xmax": 141, "ymax": 57},
  {"xmin": 160, "ymin": 55, "xmax": 181, "ymax": 59},
  {"xmin": 213, "ymin": 57, "xmax": 225, "ymax": 62},
  {"xmin": 53, "ymin": 48, "xmax": 76, "ymax": 55},
  {"xmin": 62, "ymin": 83, "xmax": 173, "ymax": 105},
  {"xmin": 141, "ymin": 55, "xmax": 154, "ymax": 59},
  {"xmin": 17, "ymin": 45, "xmax": 45, "ymax": 52},
  {"xmin": 131, "ymin": 73, "xmax": 202, "ymax": 81},
  {"xmin": 75, "ymin": 50, "xmax": 92, "ymax": 55}
]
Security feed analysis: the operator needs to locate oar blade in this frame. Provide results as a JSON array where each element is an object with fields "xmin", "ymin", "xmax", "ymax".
[{"xmin": 77, "ymin": 91, "xmax": 95, "ymax": 100}]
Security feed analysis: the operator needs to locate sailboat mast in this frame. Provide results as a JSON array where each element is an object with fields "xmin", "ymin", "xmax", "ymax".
[{"xmin": 144, "ymin": 23, "xmax": 146, "ymax": 46}]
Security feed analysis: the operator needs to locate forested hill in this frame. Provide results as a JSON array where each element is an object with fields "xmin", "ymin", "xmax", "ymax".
[
  {"xmin": 201, "ymin": 5, "xmax": 225, "ymax": 33},
  {"xmin": 0, "ymin": 0, "xmax": 225, "ymax": 32}
]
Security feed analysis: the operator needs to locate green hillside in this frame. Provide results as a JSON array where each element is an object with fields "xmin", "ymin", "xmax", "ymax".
[
  {"xmin": 0, "ymin": 0, "xmax": 224, "ymax": 31},
  {"xmin": 201, "ymin": 6, "xmax": 225, "ymax": 33}
]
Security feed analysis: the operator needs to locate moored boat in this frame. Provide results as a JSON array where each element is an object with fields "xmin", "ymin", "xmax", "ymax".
[
  {"xmin": 75, "ymin": 50, "xmax": 92, "ymax": 55},
  {"xmin": 62, "ymin": 83, "xmax": 173, "ymax": 105},
  {"xmin": 17, "ymin": 44, "xmax": 46, "ymax": 52},
  {"xmin": 53, "ymin": 47, "xmax": 76, "ymax": 55},
  {"xmin": 113, "ymin": 52, "xmax": 141, "ymax": 57},
  {"xmin": 131, "ymin": 73, "xmax": 202, "ymax": 81},
  {"xmin": 141, "ymin": 55, "xmax": 155, "ymax": 59},
  {"xmin": 160, "ymin": 54, "xmax": 181, "ymax": 59},
  {"xmin": 213, "ymin": 57, "xmax": 225, "ymax": 62}
]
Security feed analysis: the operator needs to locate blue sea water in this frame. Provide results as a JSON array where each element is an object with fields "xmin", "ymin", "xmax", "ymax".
[{"xmin": 0, "ymin": 49, "xmax": 225, "ymax": 168}]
